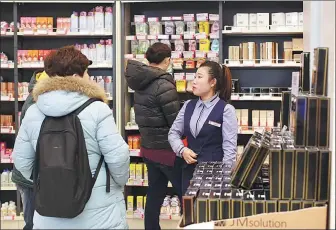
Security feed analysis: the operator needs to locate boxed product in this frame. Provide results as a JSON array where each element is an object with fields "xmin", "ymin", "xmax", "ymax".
[
  {"xmin": 300, "ymin": 52, "xmax": 310, "ymax": 92},
  {"xmin": 135, "ymin": 163, "xmax": 143, "ymax": 181},
  {"xmin": 286, "ymin": 12, "xmax": 299, "ymax": 27},
  {"xmin": 79, "ymin": 11, "xmax": 88, "ymax": 32},
  {"xmin": 311, "ymin": 47, "xmax": 328, "ymax": 96},
  {"xmin": 257, "ymin": 13, "xmax": 269, "ymax": 29},
  {"xmin": 105, "ymin": 7, "xmax": 113, "ymax": 33},
  {"xmin": 271, "ymin": 12, "xmax": 286, "ymax": 27},
  {"xmin": 249, "ymin": 13, "xmax": 257, "ymax": 30},
  {"xmin": 234, "ymin": 13, "xmax": 249, "ymax": 30},
  {"xmin": 317, "ymin": 97, "xmax": 330, "ymax": 148},
  {"xmin": 95, "ymin": 6, "xmax": 105, "ymax": 32}
]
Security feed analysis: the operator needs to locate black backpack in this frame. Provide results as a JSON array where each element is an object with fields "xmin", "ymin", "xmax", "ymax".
[{"xmin": 33, "ymin": 98, "xmax": 110, "ymax": 218}]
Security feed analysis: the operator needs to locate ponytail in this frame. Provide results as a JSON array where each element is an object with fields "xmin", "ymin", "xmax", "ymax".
[
  {"xmin": 220, "ymin": 65, "xmax": 232, "ymax": 102},
  {"xmin": 199, "ymin": 61, "xmax": 232, "ymax": 102}
]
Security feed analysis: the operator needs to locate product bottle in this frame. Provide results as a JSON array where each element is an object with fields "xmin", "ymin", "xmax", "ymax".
[{"xmin": 130, "ymin": 107, "xmax": 136, "ymax": 125}]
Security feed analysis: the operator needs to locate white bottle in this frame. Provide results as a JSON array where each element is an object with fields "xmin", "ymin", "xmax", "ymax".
[
  {"xmin": 70, "ymin": 12, "xmax": 79, "ymax": 32},
  {"xmin": 1, "ymin": 170, "xmax": 9, "ymax": 186},
  {"xmin": 8, "ymin": 170, "xmax": 12, "ymax": 185},
  {"xmin": 130, "ymin": 107, "xmax": 136, "ymax": 125}
]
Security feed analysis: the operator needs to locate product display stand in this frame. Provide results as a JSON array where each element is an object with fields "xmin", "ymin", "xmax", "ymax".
[{"xmin": 1, "ymin": 1, "xmax": 116, "ymax": 225}]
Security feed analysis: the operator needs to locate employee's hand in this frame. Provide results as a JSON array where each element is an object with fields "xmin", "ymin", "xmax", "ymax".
[{"xmin": 182, "ymin": 148, "xmax": 197, "ymax": 164}]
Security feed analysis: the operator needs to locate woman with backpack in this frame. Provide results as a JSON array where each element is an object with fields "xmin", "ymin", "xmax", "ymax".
[{"xmin": 12, "ymin": 46, "xmax": 130, "ymax": 229}]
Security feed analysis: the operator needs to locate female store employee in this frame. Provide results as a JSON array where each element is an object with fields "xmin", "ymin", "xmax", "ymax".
[{"xmin": 168, "ymin": 61, "xmax": 238, "ymax": 194}]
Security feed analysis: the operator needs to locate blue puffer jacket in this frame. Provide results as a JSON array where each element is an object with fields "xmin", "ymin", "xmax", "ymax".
[{"xmin": 12, "ymin": 76, "xmax": 130, "ymax": 229}]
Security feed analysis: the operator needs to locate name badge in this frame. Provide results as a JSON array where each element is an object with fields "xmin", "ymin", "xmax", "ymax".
[{"xmin": 209, "ymin": 120, "xmax": 221, "ymax": 127}]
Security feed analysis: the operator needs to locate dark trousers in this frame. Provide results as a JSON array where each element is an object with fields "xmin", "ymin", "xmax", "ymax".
[
  {"xmin": 181, "ymin": 163, "xmax": 197, "ymax": 195},
  {"xmin": 144, "ymin": 157, "xmax": 183, "ymax": 230},
  {"xmin": 17, "ymin": 185, "xmax": 34, "ymax": 230}
]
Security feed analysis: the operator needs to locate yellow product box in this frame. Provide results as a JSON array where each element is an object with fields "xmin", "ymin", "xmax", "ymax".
[
  {"xmin": 127, "ymin": 196, "xmax": 134, "ymax": 211},
  {"xmin": 144, "ymin": 196, "xmax": 147, "ymax": 209},
  {"xmin": 129, "ymin": 163, "xmax": 136, "ymax": 180},
  {"xmin": 143, "ymin": 164, "xmax": 148, "ymax": 181},
  {"xmin": 135, "ymin": 163, "xmax": 143, "ymax": 181},
  {"xmin": 136, "ymin": 196, "xmax": 144, "ymax": 211}
]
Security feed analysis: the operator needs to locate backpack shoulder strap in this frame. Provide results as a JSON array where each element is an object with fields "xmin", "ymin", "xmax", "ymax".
[{"xmin": 73, "ymin": 98, "xmax": 102, "ymax": 116}]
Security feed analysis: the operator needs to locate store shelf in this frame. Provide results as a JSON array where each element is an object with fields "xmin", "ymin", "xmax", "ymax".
[
  {"xmin": 125, "ymin": 124, "xmax": 139, "ymax": 130},
  {"xmin": 126, "ymin": 212, "xmax": 180, "ymax": 221},
  {"xmin": 0, "ymin": 63, "xmax": 15, "ymax": 69},
  {"xmin": 17, "ymin": 30, "xmax": 112, "ymax": 37},
  {"xmin": 222, "ymin": 26, "xmax": 303, "ymax": 36},
  {"xmin": 18, "ymin": 63, "xmax": 112, "ymax": 69},
  {"xmin": 0, "ymin": 127, "xmax": 16, "ymax": 134},
  {"xmin": 231, "ymin": 95, "xmax": 282, "ymax": 101},
  {"xmin": 1, "ymin": 159, "xmax": 13, "ymax": 164},
  {"xmin": 1, "ymin": 215, "xmax": 24, "ymax": 221},
  {"xmin": 1, "ymin": 186, "xmax": 17, "ymax": 191},
  {"xmin": 127, "ymin": 180, "xmax": 172, "ymax": 187},
  {"xmin": 130, "ymin": 149, "xmax": 141, "ymax": 157},
  {"xmin": 223, "ymin": 59, "xmax": 301, "ymax": 68}
]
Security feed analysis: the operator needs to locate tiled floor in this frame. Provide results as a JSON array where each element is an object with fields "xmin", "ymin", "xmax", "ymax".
[{"xmin": 1, "ymin": 219, "xmax": 180, "ymax": 229}]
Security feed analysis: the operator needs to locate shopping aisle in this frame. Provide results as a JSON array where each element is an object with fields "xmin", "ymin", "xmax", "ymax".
[{"xmin": 1, "ymin": 218, "xmax": 179, "ymax": 229}]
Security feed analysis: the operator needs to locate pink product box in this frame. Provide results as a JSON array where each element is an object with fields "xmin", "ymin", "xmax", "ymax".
[{"xmin": 0, "ymin": 142, "xmax": 7, "ymax": 159}]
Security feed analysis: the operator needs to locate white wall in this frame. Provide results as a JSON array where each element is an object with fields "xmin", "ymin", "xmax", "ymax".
[{"xmin": 303, "ymin": 1, "xmax": 335, "ymax": 228}]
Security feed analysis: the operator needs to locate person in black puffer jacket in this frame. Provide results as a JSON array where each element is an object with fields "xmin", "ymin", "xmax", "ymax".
[{"xmin": 125, "ymin": 42, "xmax": 182, "ymax": 230}]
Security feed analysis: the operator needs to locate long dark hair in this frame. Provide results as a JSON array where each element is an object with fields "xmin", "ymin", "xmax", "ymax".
[{"xmin": 199, "ymin": 61, "xmax": 232, "ymax": 102}]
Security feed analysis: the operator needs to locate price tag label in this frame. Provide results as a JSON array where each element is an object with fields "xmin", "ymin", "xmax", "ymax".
[
  {"xmin": 36, "ymin": 29, "xmax": 48, "ymax": 35},
  {"xmin": 231, "ymin": 94, "xmax": 240, "ymax": 100},
  {"xmin": 183, "ymin": 34, "xmax": 194, "ymax": 40},
  {"xmin": 207, "ymin": 51, "xmax": 218, "ymax": 58},
  {"xmin": 183, "ymin": 14, "xmax": 195, "ymax": 22},
  {"xmin": 30, "ymin": 62, "xmax": 43, "ymax": 68},
  {"xmin": 124, "ymin": 54, "xmax": 135, "ymax": 59},
  {"xmin": 186, "ymin": 73, "xmax": 195, "ymax": 81},
  {"xmin": 209, "ymin": 33, "xmax": 219, "ymax": 39},
  {"xmin": 134, "ymin": 15, "xmax": 146, "ymax": 23},
  {"xmin": 171, "ymin": 51, "xmax": 182, "ymax": 59},
  {"xmin": 243, "ymin": 60, "xmax": 255, "ymax": 66},
  {"xmin": 209, "ymin": 14, "xmax": 220, "ymax": 21},
  {"xmin": 135, "ymin": 54, "xmax": 145, "ymax": 59},
  {"xmin": 158, "ymin": 34, "xmax": 169, "ymax": 40},
  {"xmin": 3, "ymin": 216, "xmax": 15, "ymax": 221},
  {"xmin": 195, "ymin": 33, "xmax": 207, "ymax": 40},
  {"xmin": 147, "ymin": 35, "xmax": 157, "ymax": 40},
  {"xmin": 172, "ymin": 16, "xmax": 183, "ymax": 21},
  {"xmin": 183, "ymin": 51, "xmax": 195, "ymax": 59},
  {"xmin": 136, "ymin": 35, "xmax": 147, "ymax": 40},
  {"xmin": 174, "ymin": 73, "xmax": 185, "ymax": 81},
  {"xmin": 171, "ymin": 34, "xmax": 182, "ymax": 40},
  {"xmin": 1, "ymin": 63, "xmax": 9, "ymax": 68},
  {"xmin": 195, "ymin": 51, "xmax": 206, "ymax": 58},
  {"xmin": 56, "ymin": 29, "xmax": 66, "ymax": 34},
  {"xmin": 126, "ymin": 35, "xmax": 136, "ymax": 41},
  {"xmin": 148, "ymin": 17, "xmax": 159, "ymax": 22},
  {"xmin": 161, "ymin": 16, "xmax": 172, "ymax": 21},
  {"xmin": 23, "ymin": 29, "xmax": 34, "ymax": 35},
  {"xmin": 196, "ymin": 13, "xmax": 209, "ymax": 22}
]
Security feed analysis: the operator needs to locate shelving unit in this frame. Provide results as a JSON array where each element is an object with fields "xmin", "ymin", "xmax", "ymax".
[{"xmin": 1, "ymin": 1, "xmax": 116, "ymax": 222}]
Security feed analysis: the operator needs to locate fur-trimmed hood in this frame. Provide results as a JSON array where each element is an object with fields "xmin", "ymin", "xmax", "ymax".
[
  {"xmin": 33, "ymin": 76, "xmax": 108, "ymax": 103},
  {"xmin": 32, "ymin": 76, "xmax": 108, "ymax": 117}
]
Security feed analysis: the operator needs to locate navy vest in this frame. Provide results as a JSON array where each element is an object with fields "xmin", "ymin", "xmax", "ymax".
[{"xmin": 184, "ymin": 99, "xmax": 227, "ymax": 162}]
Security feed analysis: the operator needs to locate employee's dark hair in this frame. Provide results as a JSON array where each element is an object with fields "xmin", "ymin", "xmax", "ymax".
[
  {"xmin": 199, "ymin": 61, "xmax": 232, "ymax": 102},
  {"xmin": 146, "ymin": 42, "xmax": 171, "ymax": 64},
  {"xmin": 44, "ymin": 45, "xmax": 90, "ymax": 77}
]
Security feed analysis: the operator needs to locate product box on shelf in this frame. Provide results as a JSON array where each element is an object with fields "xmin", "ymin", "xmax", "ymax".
[
  {"xmin": 290, "ymin": 94, "xmax": 307, "ymax": 147},
  {"xmin": 317, "ymin": 149, "xmax": 331, "ymax": 201},
  {"xmin": 305, "ymin": 147, "xmax": 319, "ymax": 201},
  {"xmin": 300, "ymin": 52, "xmax": 310, "ymax": 92},
  {"xmin": 306, "ymin": 96, "xmax": 318, "ymax": 147},
  {"xmin": 317, "ymin": 97, "xmax": 330, "ymax": 148},
  {"xmin": 269, "ymin": 143, "xmax": 282, "ymax": 200},
  {"xmin": 281, "ymin": 144, "xmax": 295, "ymax": 200},
  {"xmin": 311, "ymin": 47, "xmax": 328, "ymax": 96},
  {"xmin": 293, "ymin": 147, "xmax": 306, "ymax": 200}
]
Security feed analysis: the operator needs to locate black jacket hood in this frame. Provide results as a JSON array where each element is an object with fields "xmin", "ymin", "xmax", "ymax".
[{"xmin": 125, "ymin": 60, "xmax": 174, "ymax": 91}]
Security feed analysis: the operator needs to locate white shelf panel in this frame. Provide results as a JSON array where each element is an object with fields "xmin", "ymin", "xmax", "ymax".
[
  {"xmin": 18, "ymin": 63, "xmax": 112, "ymax": 69},
  {"xmin": 125, "ymin": 124, "xmax": 139, "ymax": 130},
  {"xmin": 17, "ymin": 31, "xmax": 112, "ymax": 37},
  {"xmin": 222, "ymin": 25, "xmax": 303, "ymax": 35},
  {"xmin": 1, "ymin": 186, "xmax": 17, "ymax": 191},
  {"xmin": 126, "ymin": 212, "xmax": 180, "ymax": 221},
  {"xmin": 130, "ymin": 149, "xmax": 141, "ymax": 157},
  {"xmin": 1, "ymin": 215, "xmax": 24, "ymax": 221}
]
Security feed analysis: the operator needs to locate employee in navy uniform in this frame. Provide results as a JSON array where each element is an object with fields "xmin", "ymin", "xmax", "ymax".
[{"xmin": 168, "ymin": 60, "xmax": 238, "ymax": 194}]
